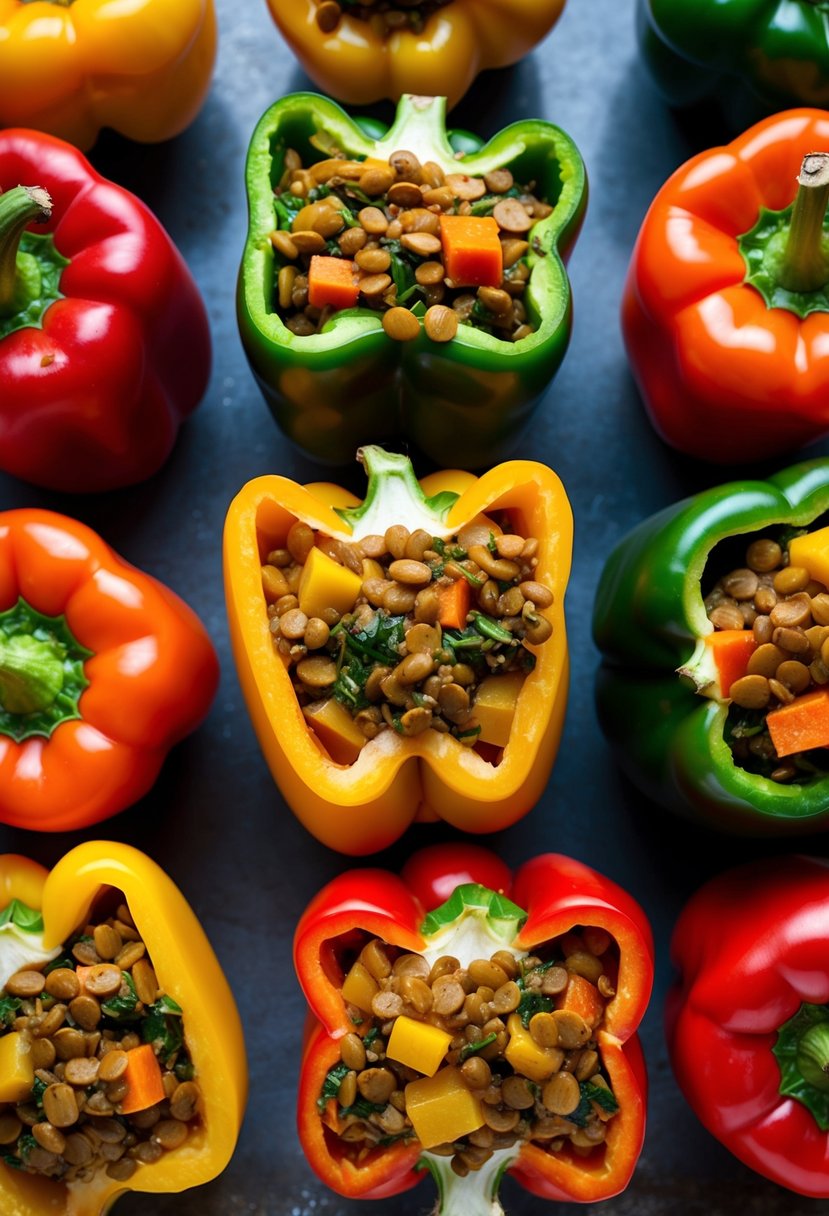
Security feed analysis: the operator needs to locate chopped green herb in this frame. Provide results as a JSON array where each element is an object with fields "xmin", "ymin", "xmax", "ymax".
[
  {"xmin": 101, "ymin": 971, "xmax": 140, "ymax": 1022},
  {"xmin": 31, "ymin": 1077, "xmax": 47, "ymax": 1110},
  {"xmin": 0, "ymin": 996, "xmax": 21, "ymax": 1027},
  {"xmin": 459, "ymin": 1032, "xmax": 497, "ymax": 1062},
  {"xmin": 516, "ymin": 990, "xmax": 554, "ymax": 1028},
  {"xmin": 318, "ymin": 1061, "xmax": 350, "ymax": 1111},
  {"xmin": 142, "ymin": 997, "xmax": 184, "ymax": 1064}
]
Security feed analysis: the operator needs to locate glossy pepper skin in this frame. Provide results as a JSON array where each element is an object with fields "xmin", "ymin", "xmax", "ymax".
[
  {"xmin": 295, "ymin": 844, "xmax": 653, "ymax": 1211},
  {"xmin": 638, "ymin": 0, "xmax": 829, "ymax": 124},
  {"xmin": 0, "ymin": 508, "xmax": 219, "ymax": 832},
  {"xmin": 224, "ymin": 447, "xmax": 571, "ymax": 856},
  {"xmin": 0, "ymin": 129, "xmax": 211, "ymax": 493},
  {"xmin": 668, "ymin": 855, "xmax": 829, "ymax": 1197},
  {"xmin": 0, "ymin": 0, "xmax": 217, "ymax": 151},
  {"xmin": 265, "ymin": 0, "xmax": 566, "ymax": 110},
  {"xmin": 593, "ymin": 459, "xmax": 829, "ymax": 835},
  {"xmin": 238, "ymin": 93, "xmax": 586, "ymax": 468},
  {"xmin": 622, "ymin": 109, "xmax": 829, "ymax": 465},
  {"xmin": 0, "ymin": 843, "xmax": 247, "ymax": 1215}
]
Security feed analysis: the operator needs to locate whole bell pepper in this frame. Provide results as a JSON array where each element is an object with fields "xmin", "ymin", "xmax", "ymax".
[
  {"xmin": 0, "ymin": 129, "xmax": 211, "ymax": 493},
  {"xmin": 668, "ymin": 854, "xmax": 829, "ymax": 1197},
  {"xmin": 295, "ymin": 844, "xmax": 653, "ymax": 1212},
  {"xmin": 0, "ymin": 508, "xmax": 219, "ymax": 831},
  {"xmin": 264, "ymin": 0, "xmax": 567, "ymax": 110},
  {"xmin": 592, "ymin": 458, "xmax": 829, "ymax": 835},
  {"xmin": 623, "ymin": 108, "xmax": 829, "ymax": 464},
  {"xmin": 0, "ymin": 843, "xmax": 247, "ymax": 1214},
  {"xmin": 238, "ymin": 93, "xmax": 586, "ymax": 467},
  {"xmin": 0, "ymin": 0, "xmax": 217, "ymax": 151},
  {"xmin": 224, "ymin": 446, "xmax": 571, "ymax": 855}
]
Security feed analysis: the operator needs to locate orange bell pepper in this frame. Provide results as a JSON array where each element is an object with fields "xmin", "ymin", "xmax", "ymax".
[
  {"xmin": 0, "ymin": 844, "xmax": 247, "ymax": 1215},
  {"xmin": 0, "ymin": 0, "xmax": 217, "ymax": 150},
  {"xmin": 264, "ymin": 0, "xmax": 567, "ymax": 109},
  {"xmin": 224, "ymin": 445, "xmax": 571, "ymax": 855}
]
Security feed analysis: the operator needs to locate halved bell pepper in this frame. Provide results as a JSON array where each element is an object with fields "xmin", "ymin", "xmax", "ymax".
[
  {"xmin": 265, "ymin": 0, "xmax": 566, "ymax": 110},
  {"xmin": 238, "ymin": 93, "xmax": 586, "ymax": 467},
  {"xmin": 0, "ymin": 844, "xmax": 247, "ymax": 1215},
  {"xmin": 0, "ymin": 0, "xmax": 217, "ymax": 151},
  {"xmin": 623, "ymin": 109, "xmax": 829, "ymax": 464},
  {"xmin": 295, "ymin": 844, "xmax": 653, "ymax": 1211},
  {"xmin": 224, "ymin": 446, "xmax": 571, "ymax": 855},
  {"xmin": 0, "ymin": 508, "xmax": 219, "ymax": 831},
  {"xmin": 592, "ymin": 458, "xmax": 829, "ymax": 835}
]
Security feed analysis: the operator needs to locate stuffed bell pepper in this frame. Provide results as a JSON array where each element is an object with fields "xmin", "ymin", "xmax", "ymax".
[
  {"xmin": 623, "ymin": 109, "xmax": 829, "ymax": 464},
  {"xmin": 265, "ymin": 0, "xmax": 567, "ymax": 110},
  {"xmin": 0, "ymin": 845, "xmax": 246, "ymax": 1215},
  {"xmin": 669, "ymin": 854, "xmax": 829, "ymax": 1198},
  {"xmin": 0, "ymin": 508, "xmax": 218, "ymax": 832},
  {"xmin": 0, "ymin": 129, "xmax": 211, "ymax": 493},
  {"xmin": 0, "ymin": 0, "xmax": 216, "ymax": 151},
  {"xmin": 295, "ymin": 844, "xmax": 653, "ymax": 1212},
  {"xmin": 592, "ymin": 458, "xmax": 829, "ymax": 835},
  {"xmin": 238, "ymin": 92, "xmax": 585, "ymax": 466},
  {"xmin": 224, "ymin": 446, "xmax": 571, "ymax": 855}
]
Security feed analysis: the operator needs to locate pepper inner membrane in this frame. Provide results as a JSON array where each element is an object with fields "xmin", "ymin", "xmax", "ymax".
[
  {"xmin": 320, "ymin": 927, "xmax": 620, "ymax": 1171},
  {"xmin": 312, "ymin": 0, "xmax": 452, "ymax": 36},
  {"xmin": 0, "ymin": 891, "xmax": 201, "ymax": 1184}
]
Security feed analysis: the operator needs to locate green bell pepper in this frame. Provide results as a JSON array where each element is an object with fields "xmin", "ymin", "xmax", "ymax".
[
  {"xmin": 237, "ymin": 92, "xmax": 586, "ymax": 467},
  {"xmin": 638, "ymin": 0, "xmax": 829, "ymax": 124},
  {"xmin": 592, "ymin": 459, "xmax": 829, "ymax": 836}
]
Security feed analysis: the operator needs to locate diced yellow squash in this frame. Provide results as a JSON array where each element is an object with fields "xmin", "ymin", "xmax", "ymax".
[
  {"xmin": 504, "ymin": 1013, "xmax": 563, "ymax": 1082},
  {"xmin": 789, "ymin": 528, "xmax": 829, "ymax": 587},
  {"xmin": 303, "ymin": 699, "xmax": 366, "ymax": 765},
  {"xmin": 386, "ymin": 1015, "xmax": 452, "ymax": 1078},
  {"xmin": 474, "ymin": 672, "xmax": 525, "ymax": 748},
  {"xmin": 0, "ymin": 1033, "xmax": 34, "ymax": 1103},
  {"xmin": 341, "ymin": 960, "xmax": 379, "ymax": 1013},
  {"xmin": 298, "ymin": 546, "xmax": 362, "ymax": 620},
  {"xmin": 405, "ymin": 1066, "xmax": 484, "ymax": 1149}
]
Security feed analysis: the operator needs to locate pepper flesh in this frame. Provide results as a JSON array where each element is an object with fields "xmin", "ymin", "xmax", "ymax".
[
  {"xmin": 294, "ymin": 845, "xmax": 653, "ymax": 1209},
  {"xmin": 0, "ymin": 0, "xmax": 217, "ymax": 151},
  {"xmin": 223, "ymin": 450, "xmax": 572, "ymax": 855},
  {"xmin": 265, "ymin": 0, "xmax": 566, "ymax": 110},
  {"xmin": 0, "ymin": 844, "xmax": 247, "ymax": 1216}
]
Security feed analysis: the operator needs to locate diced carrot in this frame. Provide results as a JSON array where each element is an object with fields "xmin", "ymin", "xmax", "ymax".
[
  {"xmin": 558, "ymin": 973, "xmax": 605, "ymax": 1028},
  {"xmin": 120, "ymin": 1044, "xmax": 166, "ymax": 1115},
  {"xmin": 437, "ymin": 578, "xmax": 470, "ymax": 629},
  {"xmin": 439, "ymin": 215, "xmax": 503, "ymax": 288},
  {"xmin": 307, "ymin": 255, "xmax": 359, "ymax": 311},
  {"xmin": 767, "ymin": 688, "xmax": 829, "ymax": 758},
  {"xmin": 706, "ymin": 629, "xmax": 757, "ymax": 697}
]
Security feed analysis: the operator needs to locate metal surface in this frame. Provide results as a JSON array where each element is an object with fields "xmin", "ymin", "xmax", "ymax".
[{"xmin": 0, "ymin": 0, "xmax": 826, "ymax": 1212}]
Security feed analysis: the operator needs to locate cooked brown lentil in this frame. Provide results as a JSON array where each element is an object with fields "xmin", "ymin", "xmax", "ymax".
[{"xmin": 313, "ymin": 0, "xmax": 452, "ymax": 36}]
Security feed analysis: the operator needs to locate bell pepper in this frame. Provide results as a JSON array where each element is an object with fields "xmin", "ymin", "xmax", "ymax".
[
  {"xmin": 592, "ymin": 457, "xmax": 829, "ymax": 835},
  {"xmin": 264, "ymin": 0, "xmax": 567, "ymax": 110},
  {"xmin": 0, "ymin": 843, "xmax": 247, "ymax": 1215},
  {"xmin": 238, "ymin": 92, "xmax": 586, "ymax": 467},
  {"xmin": 0, "ymin": 0, "xmax": 216, "ymax": 151},
  {"xmin": 224, "ymin": 445, "xmax": 571, "ymax": 855},
  {"xmin": 0, "ymin": 129, "xmax": 211, "ymax": 493},
  {"xmin": 0, "ymin": 507, "xmax": 219, "ymax": 831},
  {"xmin": 668, "ymin": 854, "xmax": 829, "ymax": 1198},
  {"xmin": 622, "ymin": 108, "xmax": 829, "ymax": 464},
  {"xmin": 294, "ymin": 843, "xmax": 653, "ymax": 1212},
  {"xmin": 638, "ymin": 0, "xmax": 829, "ymax": 123}
]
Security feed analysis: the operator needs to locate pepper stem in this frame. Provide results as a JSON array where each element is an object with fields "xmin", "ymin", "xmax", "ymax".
[
  {"xmin": 373, "ymin": 96, "xmax": 458, "ymax": 172},
  {"xmin": 423, "ymin": 1148, "xmax": 517, "ymax": 1216},
  {"xmin": 334, "ymin": 445, "xmax": 460, "ymax": 542},
  {"xmin": 0, "ymin": 186, "xmax": 52, "ymax": 316},
  {"xmin": 779, "ymin": 153, "xmax": 829, "ymax": 294},
  {"xmin": 0, "ymin": 635, "xmax": 65, "ymax": 716},
  {"xmin": 797, "ymin": 1022, "xmax": 829, "ymax": 1092}
]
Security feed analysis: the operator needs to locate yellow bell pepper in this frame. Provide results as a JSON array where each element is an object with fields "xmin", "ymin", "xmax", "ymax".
[
  {"xmin": 0, "ymin": 0, "xmax": 217, "ymax": 150},
  {"xmin": 0, "ymin": 844, "xmax": 247, "ymax": 1216},
  {"xmin": 264, "ymin": 0, "xmax": 567, "ymax": 109}
]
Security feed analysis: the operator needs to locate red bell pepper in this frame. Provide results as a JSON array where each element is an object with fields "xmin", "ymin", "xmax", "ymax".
[
  {"xmin": 294, "ymin": 844, "xmax": 653, "ymax": 1213},
  {"xmin": 668, "ymin": 855, "xmax": 829, "ymax": 1197},
  {"xmin": 0, "ymin": 129, "xmax": 211, "ymax": 492}
]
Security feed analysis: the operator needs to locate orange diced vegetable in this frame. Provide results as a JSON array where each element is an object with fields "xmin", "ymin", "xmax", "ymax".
[
  {"xmin": 120, "ymin": 1043, "xmax": 166, "ymax": 1115},
  {"xmin": 437, "ymin": 578, "xmax": 470, "ymax": 629},
  {"xmin": 307, "ymin": 255, "xmax": 359, "ymax": 311},
  {"xmin": 439, "ymin": 215, "xmax": 503, "ymax": 288},
  {"xmin": 558, "ymin": 973, "xmax": 605, "ymax": 1028},
  {"xmin": 767, "ymin": 688, "xmax": 829, "ymax": 758},
  {"xmin": 706, "ymin": 629, "xmax": 757, "ymax": 697}
]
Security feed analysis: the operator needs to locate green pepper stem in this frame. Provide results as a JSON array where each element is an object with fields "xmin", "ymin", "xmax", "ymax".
[
  {"xmin": 0, "ymin": 634, "xmax": 65, "ymax": 715},
  {"xmin": 797, "ymin": 1022, "xmax": 829, "ymax": 1092},
  {"xmin": 334, "ymin": 445, "xmax": 459, "ymax": 542},
  {"xmin": 419, "ymin": 884, "xmax": 528, "ymax": 971},
  {"xmin": 422, "ymin": 1148, "xmax": 517, "ymax": 1216},
  {"xmin": 780, "ymin": 153, "xmax": 829, "ymax": 294},
  {"xmin": 0, "ymin": 186, "xmax": 52, "ymax": 317},
  {"xmin": 373, "ymin": 96, "xmax": 458, "ymax": 172}
]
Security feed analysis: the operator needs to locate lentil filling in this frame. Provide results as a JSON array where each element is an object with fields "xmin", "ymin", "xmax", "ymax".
[
  {"xmin": 0, "ymin": 896, "xmax": 201, "ymax": 1184},
  {"xmin": 313, "ymin": 0, "xmax": 452, "ymax": 35},
  {"xmin": 322, "ymin": 928, "xmax": 619, "ymax": 1174}
]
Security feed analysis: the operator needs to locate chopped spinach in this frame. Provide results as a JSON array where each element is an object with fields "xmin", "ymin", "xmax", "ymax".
[
  {"xmin": 340, "ymin": 1097, "xmax": 386, "ymax": 1119},
  {"xmin": 0, "ymin": 996, "xmax": 21, "ymax": 1027},
  {"xmin": 31, "ymin": 1077, "xmax": 47, "ymax": 1110},
  {"xmin": 459, "ymin": 1032, "xmax": 497, "ymax": 1062},
  {"xmin": 346, "ymin": 613, "xmax": 405, "ymax": 665},
  {"xmin": 142, "ymin": 996, "xmax": 184, "ymax": 1064},
  {"xmin": 568, "ymin": 1081, "xmax": 619, "ymax": 1127},
  {"xmin": 332, "ymin": 654, "xmax": 371, "ymax": 711},
  {"xmin": 318, "ymin": 1061, "xmax": 350, "ymax": 1110},
  {"xmin": 101, "ymin": 971, "xmax": 140, "ymax": 1022},
  {"xmin": 516, "ymin": 991, "xmax": 554, "ymax": 1028},
  {"xmin": 43, "ymin": 955, "xmax": 75, "ymax": 975}
]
